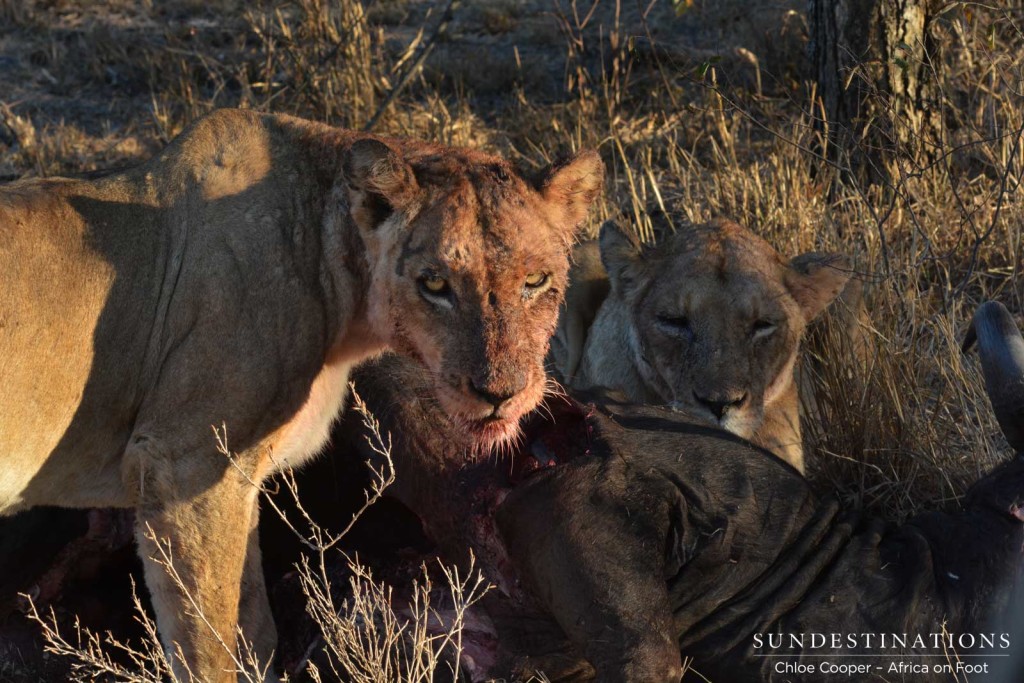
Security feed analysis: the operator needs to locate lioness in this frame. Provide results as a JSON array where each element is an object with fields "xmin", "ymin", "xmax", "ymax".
[
  {"xmin": 0, "ymin": 109, "xmax": 602, "ymax": 682},
  {"xmin": 551, "ymin": 218, "xmax": 852, "ymax": 472}
]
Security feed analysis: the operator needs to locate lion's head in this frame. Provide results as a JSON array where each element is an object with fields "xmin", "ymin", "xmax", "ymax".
[
  {"xmin": 342, "ymin": 139, "xmax": 603, "ymax": 450},
  {"xmin": 594, "ymin": 218, "xmax": 850, "ymax": 446}
]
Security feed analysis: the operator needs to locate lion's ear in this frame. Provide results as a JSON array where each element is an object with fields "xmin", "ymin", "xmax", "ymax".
[
  {"xmin": 599, "ymin": 220, "xmax": 644, "ymax": 296},
  {"xmin": 538, "ymin": 150, "xmax": 605, "ymax": 238},
  {"xmin": 344, "ymin": 139, "xmax": 420, "ymax": 233},
  {"xmin": 786, "ymin": 252, "xmax": 852, "ymax": 321}
]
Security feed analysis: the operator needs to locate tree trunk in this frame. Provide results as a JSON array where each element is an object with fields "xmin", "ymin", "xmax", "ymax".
[{"xmin": 808, "ymin": 0, "xmax": 942, "ymax": 185}]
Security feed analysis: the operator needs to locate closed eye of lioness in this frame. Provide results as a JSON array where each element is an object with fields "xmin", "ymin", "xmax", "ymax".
[
  {"xmin": 0, "ymin": 109, "xmax": 603, "ymax": 682},
  {"xmin": 552, "ymin": 218, "xmax": 852, "ymax": 472}
]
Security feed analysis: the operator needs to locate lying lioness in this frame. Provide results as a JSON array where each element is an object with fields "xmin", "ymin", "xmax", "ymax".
[
  {"xmin": 0, "ymin": 109, "xmax": 603, "ymax": 681},
  {"xmin": 340, "ymin": 302, "xmax": 1024, "ymax": 682},
  {"xmin": 549, "ymin": 218, "xmax": 858, "ymax": 472}
]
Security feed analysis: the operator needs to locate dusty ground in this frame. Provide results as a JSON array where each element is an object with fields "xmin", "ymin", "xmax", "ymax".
[{"xmin": 0, "ymin": 0, "xmax": 1022, "ymax": 680}]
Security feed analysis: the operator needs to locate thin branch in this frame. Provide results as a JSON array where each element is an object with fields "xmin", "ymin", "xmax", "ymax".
[{"xmin": 363, "ymin": 0, "xmax": 461, "ymax": 132}]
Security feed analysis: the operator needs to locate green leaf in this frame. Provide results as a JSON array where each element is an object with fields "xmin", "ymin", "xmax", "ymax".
[{"xmin": 696, "ymin": 55, "xmax": 722, "ymax": 80}]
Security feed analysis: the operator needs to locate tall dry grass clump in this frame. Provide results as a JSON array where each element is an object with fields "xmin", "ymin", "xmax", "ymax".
[{"xmin": 244, "ymin": 0, "xmax": 384, "ymax": 127}]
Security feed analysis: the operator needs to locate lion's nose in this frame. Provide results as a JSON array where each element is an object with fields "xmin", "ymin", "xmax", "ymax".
[
  {"xmin": 469, "ymin": 375, "xmax": 526, "ymax": 410},
  {"xmin": 693, "ymin": 390, "xmax": 748, "ymax": 421}
]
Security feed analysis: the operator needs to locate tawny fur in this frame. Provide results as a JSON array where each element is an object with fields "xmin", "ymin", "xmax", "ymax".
[
  {"xmin": 549, "ymin": 218, "xmax": 853, "ymax": 472},
  {"xmin": 0, "ymin": 108, "xmax": 603, "ymax": 682}
]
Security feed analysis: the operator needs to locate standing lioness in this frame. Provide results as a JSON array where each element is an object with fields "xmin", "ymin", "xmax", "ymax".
[{"xmin": 0, "ymin": 109, "xmax": 602, "ymax": 681}]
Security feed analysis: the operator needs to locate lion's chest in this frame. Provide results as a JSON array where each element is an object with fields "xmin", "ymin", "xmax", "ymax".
[
  {"xmin": 268, "ymin": 324, "xmax": 387, "ymax": 470},
  {"xmin": 269, "ymin": 360, "xmax": 354, "ymax": 469}
]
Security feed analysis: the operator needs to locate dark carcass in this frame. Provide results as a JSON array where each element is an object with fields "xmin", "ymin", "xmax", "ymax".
[{"xmin": 336, "ymin": 301, "xmax": 1024, "ymax": 682}]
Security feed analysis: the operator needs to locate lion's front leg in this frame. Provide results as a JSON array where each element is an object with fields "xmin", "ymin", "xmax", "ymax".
[
  {"xmin": 238, "ymin": 495, "xmax": 278, "ymax": 678},
  {"xmin": 125, "ymin": 438, "xmax": 268, "ymax": 683}
]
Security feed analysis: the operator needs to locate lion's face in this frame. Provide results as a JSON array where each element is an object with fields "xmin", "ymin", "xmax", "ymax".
[
  {"xmin": 344, "ymin": 140, "xmax": 603, "ymax": 450},
  {"xmin": 600, "ymin": 219, "xmax": 850, "ymax": 440}
]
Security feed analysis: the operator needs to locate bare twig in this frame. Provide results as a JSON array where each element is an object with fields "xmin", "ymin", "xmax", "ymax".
[{"xmin": 363, "ymin": 0, "xmax": 461, "ymax": 132}]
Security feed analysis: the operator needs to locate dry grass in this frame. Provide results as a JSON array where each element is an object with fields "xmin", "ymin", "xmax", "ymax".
[{"xmin": 1, "ymin": 0, "xmax": 1022, "ymax": 678}]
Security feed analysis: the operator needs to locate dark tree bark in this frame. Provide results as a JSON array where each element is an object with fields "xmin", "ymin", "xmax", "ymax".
[{"xmin": 808, "ymin": 0, "xmax": 943, "ymax": 184}]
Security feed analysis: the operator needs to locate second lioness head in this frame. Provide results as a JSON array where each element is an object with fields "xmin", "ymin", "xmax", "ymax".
[{"xmin": 599, "ymin": 218, "xmax": 851, "ymax": 441}]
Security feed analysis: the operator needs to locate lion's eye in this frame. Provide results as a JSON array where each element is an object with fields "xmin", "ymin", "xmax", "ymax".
[
  {"xmin": 753, "ymin": 319, "xmax": 777, "ymax": 338},
  {"xmin": 656, "ymin": 314, "xmax": 693, "ymax": 339},
  {"xmin": 419, "ymin": 274, "xmax": 451, "ymax": 297},
  {"xmin": 524, "ymin": 272, "xmax": 549, "ymax": 289}
]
